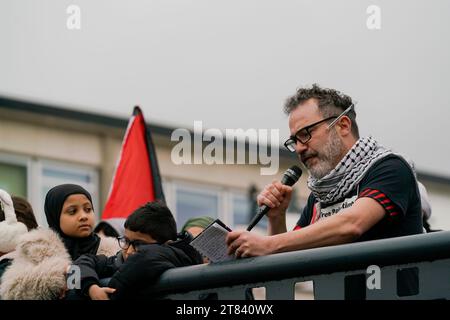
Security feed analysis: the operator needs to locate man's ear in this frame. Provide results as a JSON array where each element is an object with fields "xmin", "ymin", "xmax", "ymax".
[{"xmin": 337, "ymin": 116, "xmax": 352, "ymax": 137}]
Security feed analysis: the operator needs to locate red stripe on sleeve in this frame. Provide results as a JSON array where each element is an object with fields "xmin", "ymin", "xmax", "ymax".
[
  {"xmin": 359, "ymin": 188, "xmax": 401, "ymax": 218},
  {"xmin": 366, "ymin": 189, "xmax": 379, "ymax": 197},
  {"xmin": 359, "ymin": 189, "xmax": 372, "ymax": 197},
  {"xmin": 310, "ymin": 204, "xmax": 317, "ymax": 224}
]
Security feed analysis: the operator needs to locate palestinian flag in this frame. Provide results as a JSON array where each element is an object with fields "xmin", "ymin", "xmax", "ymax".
[{"xmin": 101, "ymin": 106, "xmax": 165, "ymax": 220}]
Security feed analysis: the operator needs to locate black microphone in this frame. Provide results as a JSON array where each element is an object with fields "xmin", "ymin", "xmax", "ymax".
[{"xmin": 247, "ymin": 165, "xmax": 302, "ymax": 231}]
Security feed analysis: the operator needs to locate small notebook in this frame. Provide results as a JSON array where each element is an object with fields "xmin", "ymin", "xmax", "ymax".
[{"xmin": 189, "ymin": 219, "xmax": 235, "ymax": 263}]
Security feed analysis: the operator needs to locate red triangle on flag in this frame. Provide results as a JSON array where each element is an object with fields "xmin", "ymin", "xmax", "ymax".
[{"xmin": 102, "ymin": 106, "xmax": 165, "ymax": 220}]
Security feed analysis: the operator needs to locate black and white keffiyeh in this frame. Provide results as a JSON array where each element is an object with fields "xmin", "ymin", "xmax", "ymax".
[{"xmin": 307, "ymin": 136, "xmax": 393, "ymax": 205}]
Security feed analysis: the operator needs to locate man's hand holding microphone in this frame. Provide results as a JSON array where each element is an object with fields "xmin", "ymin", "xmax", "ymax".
[{"xmin": 226, "ymin": 166, "xmax": 302, "ymax": 258}]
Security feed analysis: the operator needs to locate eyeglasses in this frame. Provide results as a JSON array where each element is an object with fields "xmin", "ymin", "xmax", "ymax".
[
  {"xmin": 117, "ymin": 236, "xmax": 152, "ymax": 250},
  {"xmin": 284, "ymin": 104, "xmax": 354, "ymax": 152},
  {"xmin": 326, "ymin": 104, "xmax": 354, "ymax": 130}
]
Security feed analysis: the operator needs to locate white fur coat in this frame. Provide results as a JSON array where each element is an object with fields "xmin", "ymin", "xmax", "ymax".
[
  {"xmin": 0, "ymin": 228, "xmax": 119, "ymax": 300},
  {"xmin": 0, "ymin": 189, "xmax": 28, "ymax": 253}
]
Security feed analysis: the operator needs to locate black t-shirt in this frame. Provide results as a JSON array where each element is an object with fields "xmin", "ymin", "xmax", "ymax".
[{"xmin": 295, "ymin": 155, "xmax": 423, "ymax": 241}]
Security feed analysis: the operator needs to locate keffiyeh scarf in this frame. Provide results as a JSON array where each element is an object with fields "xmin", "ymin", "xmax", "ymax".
[{"xmin": 307, "ymin": 136, "xmax": 393, "ymax": 205}]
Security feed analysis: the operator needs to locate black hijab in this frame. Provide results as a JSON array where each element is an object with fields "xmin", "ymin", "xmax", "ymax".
[{"xmin": 44, "ymin": 184, "xmax": 100, "ymax": 260}]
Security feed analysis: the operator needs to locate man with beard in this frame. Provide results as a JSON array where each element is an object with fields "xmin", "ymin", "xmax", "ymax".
[{"xmin": 227, "ymin": 84, "xmax": 423, "ymax": 258}]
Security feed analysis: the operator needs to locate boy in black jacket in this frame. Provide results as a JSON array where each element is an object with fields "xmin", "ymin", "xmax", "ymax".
[{"xmin": 72, "ymin": 202, "xmax": 202, "ymax": 300}]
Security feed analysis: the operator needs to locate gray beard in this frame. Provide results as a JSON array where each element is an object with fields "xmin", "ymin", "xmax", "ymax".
[{"xmin": 308, "ymin": 130, "xmax": 345, "ymax": 179}]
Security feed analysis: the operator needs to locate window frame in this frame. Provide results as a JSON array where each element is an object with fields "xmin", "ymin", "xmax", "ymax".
[{"xmin": 0, "ymin": 152, "xmax": 99, "ymax": 226}]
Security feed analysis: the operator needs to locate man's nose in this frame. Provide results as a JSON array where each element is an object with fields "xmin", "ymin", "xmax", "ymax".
[{"xmin": 295, "ymin": 140, "xmax": 308, "ymax": 154}]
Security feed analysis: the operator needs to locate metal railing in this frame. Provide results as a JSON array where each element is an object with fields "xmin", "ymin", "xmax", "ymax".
[{"xmin": 150, "ymin": 231, "xmax": 450, "ymax": 300}]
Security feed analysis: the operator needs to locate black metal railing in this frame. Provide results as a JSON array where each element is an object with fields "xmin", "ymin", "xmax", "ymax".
[{"xmin": 150, "ymin": 231, "xmax": 450, "ymax": 300}]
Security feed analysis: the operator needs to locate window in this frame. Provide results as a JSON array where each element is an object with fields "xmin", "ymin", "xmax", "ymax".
[
  {"xmin": 232, "ymin": 193, "xmax": 250, "ymax": 227},
  {"xmin": 0, "ymin": 153, "xmax": 99, "ymax": 227},
  {"xmin": 38, "ymin": 161, "xmax": 99, "ymax": 226},
  {"xmin": 232, "ymin": 187, "xmax": 266, "ymax": 230},
  {"xmin": 165, "ymin": 179, "xmax": 269, "ymax": 232},
  {"xmin": 0, "ymin": 161, "xmax": 27, "ymax": 197},
  {"xmin": 175, "ymin": 186, "xmax": 219, "ymax": 229}
]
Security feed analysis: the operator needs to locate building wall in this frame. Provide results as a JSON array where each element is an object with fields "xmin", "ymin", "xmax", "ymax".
[
  {"xmin": 0, "ymin": 119, "xmax": 103, "ymax": 166},
  {"xmin": 3, "ymin": 106, "xmax": 447, "ymax": 232},
  {"xmin": 0, "ymin": 112, "xmax": 306, "ymax": 230},
  {"xmin": 423, "ymin": 181, "xmax": 450, "ymax": 231}
]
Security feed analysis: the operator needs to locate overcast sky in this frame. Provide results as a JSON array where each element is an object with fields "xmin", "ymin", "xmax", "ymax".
[{"xmin": 1, "ymin": 0, "xmax": 449, "ymax": 177}]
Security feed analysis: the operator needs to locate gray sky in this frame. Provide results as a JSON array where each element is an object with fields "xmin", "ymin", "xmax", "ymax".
[{"xmin": 1, "ymin": 0, "xmax": 449, "ymax": 177}]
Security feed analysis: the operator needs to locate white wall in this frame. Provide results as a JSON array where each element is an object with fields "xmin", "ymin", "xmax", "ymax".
[{"xmin": 426, "ymin": 184, "xmax": 450, "ymax": 231}]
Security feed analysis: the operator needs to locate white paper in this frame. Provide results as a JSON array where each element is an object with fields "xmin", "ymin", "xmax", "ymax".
[{"xmin": 190, "ymin": 221, "xmax": 235, "ymax": 263}]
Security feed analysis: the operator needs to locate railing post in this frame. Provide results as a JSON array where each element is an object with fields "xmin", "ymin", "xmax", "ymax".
[
  {"xmin": 314, "ymin": 275, "xmax": 345, "ymax": 300},
  {"xmin": 265, "ymin": 280, "xmax": 294, "ymax": 300}
]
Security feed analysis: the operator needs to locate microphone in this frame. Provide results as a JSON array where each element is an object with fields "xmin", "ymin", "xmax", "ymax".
[{"xmin": 247, "ymin": 165, "xmax": 302, "ymax": 231}]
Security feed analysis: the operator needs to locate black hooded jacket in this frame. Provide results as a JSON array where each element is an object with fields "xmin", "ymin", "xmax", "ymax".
[{"xmin": 74, "ymin": 232, "xmax": 202, "ymax": 299}]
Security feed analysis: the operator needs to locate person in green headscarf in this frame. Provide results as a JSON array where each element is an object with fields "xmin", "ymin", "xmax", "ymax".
[
  {"xmin": 181, "ymin": 216, "xmax": 215, "ymax": 238},
  {"xmin": 181, "ymin": 216, "xmax": 215, "ymax": 264}
]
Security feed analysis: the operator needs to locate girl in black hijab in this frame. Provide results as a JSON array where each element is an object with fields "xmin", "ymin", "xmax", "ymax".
[
  {"xmin": 1, "ymin": 184, "xmax": 119, "ymax": 299},
  {"xmin": 45, "ymin": 184, "xmax": 100, "ymax": 260}
]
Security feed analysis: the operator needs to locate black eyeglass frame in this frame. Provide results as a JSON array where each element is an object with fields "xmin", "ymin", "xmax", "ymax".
[
  {"xmin": 284, "ymin": 104, "xmax": 354, "ymax": 152},
  {"xmin": 117, "ymin": 236, "xmax": 152, "ymax": 250},
  {"xmin": 284, "ymin": 116, "xmax": 336, "ymax": 152}
]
